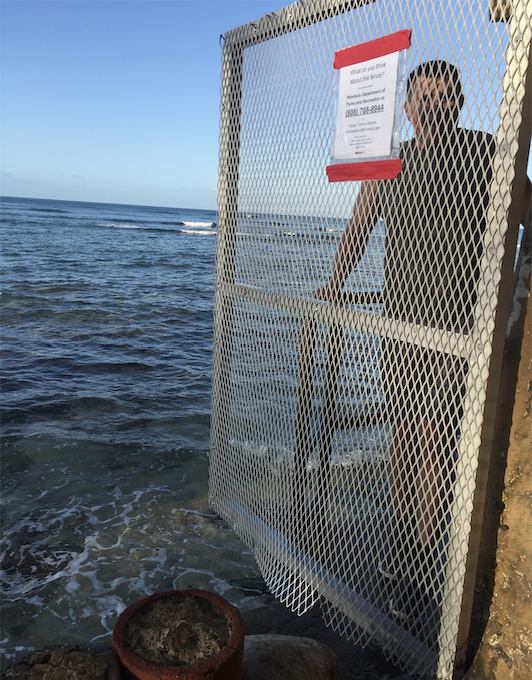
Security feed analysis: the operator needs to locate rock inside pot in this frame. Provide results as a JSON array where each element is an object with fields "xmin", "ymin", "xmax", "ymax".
[{"xmin": 124, "ymin": 594, "xmax": 232, "ymax": 667}]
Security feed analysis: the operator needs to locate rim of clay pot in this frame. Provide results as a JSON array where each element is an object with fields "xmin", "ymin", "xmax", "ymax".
[{"xmin": 112, "ymin": 589, "xmax": 244, "ymax": 680}]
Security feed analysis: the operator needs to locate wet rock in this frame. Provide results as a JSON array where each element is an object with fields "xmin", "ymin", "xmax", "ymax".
[
  {"xmin": 229, "ymin": 577, "xmax": 273, "ymax": 597},
  {"xmin": 0, "ymin": 647, "xmax": 107, "ymax": 680},
  {"xmin": 242, "ymin": 634, "xmax": 337, "ymax": 680}
]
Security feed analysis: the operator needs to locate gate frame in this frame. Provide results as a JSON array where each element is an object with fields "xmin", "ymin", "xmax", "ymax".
[
  {"xmin": 212, "ymin": 2, "xmax": 532, "ymax": 677},
  {"xmin": 453, "ymin": 59, "xmax": 532, "ymax": 677}
]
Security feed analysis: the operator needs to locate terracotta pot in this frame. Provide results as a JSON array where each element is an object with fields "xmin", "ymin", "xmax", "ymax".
[{"xmin": 112, "ymin": 589, "xmax": 244, "ymax": 680}]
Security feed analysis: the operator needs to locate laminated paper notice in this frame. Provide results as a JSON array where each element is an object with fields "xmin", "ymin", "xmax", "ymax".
[
  {"xmin": 333, "ymin": 51, "xmax": 399, "ymax": 160},
  {"xmin": 327, "ymin": 30, "xmax": 411, "ymax": 182}
]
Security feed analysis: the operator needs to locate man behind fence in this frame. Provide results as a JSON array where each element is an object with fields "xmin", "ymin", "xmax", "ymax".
[{"xmin": 316, "ymin": 60, "xmax": 531, "ymax": 635}]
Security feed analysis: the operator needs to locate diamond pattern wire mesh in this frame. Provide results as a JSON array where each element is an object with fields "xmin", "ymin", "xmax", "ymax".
[{"xmin": 210, "ymin": 1, "xmax": 531, "ymax": 677}]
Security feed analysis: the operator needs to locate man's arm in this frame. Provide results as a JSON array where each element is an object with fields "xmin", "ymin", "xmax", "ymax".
[{"xmin": 315, "ymin": 180, "xmax": 380, "ymax": 302}]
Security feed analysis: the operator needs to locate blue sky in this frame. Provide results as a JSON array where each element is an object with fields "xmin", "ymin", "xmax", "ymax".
[
  {"xmin": 2, "ymin": 1, "xmax": 529, "ymax": 211},
  {"xmin": 0, "ymin": 0, "xmax": 289, "ymax": 209}
]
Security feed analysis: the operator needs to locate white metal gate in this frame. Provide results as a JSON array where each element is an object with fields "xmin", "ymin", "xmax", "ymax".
[{"xmin": 209, "ymin": 1, "xmax": 531, "ymax": 677}]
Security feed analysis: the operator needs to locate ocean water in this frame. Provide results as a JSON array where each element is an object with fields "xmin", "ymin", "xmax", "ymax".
[
  {"xmin": 2, "ymin": 195, "xmax": 520, "ymax": 670},
  {"xmin": 0, "ymin": 196, "xmax": 267, "ymax": 668}
]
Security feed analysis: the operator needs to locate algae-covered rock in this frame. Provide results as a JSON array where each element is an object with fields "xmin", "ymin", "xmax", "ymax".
[{"xmin": 1, "ymin": 647, "xmax": 107, "ymax": 680}]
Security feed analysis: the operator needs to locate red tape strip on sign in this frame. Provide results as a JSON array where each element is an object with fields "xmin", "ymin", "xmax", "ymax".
[
  {"xmin": 333, "ymin": 29, "xmax": 411, "ymax": 69},
  {"xmin": 326, "ymin": 159, "xmax": 402, "ymax": 182}
]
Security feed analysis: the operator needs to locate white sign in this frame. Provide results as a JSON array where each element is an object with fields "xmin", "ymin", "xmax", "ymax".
[{"xmin": 333, "ymin": 51, "xmax": 399, "ymax": 160}]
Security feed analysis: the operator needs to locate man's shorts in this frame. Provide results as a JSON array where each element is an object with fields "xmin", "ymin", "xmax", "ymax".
[{"xmin": 380, "ymin": 339, "xmax": 468, "ymax": 441}]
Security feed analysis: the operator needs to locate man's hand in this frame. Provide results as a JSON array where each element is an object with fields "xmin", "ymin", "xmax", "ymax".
[{"xmin": 313, "ymin": 283, "xmax": 339, "ymax": 303}]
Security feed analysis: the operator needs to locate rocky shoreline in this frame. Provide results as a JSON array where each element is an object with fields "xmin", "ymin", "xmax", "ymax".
[{"xmin": 1, "ymin": 595, "xmax": 413, "ymax": 680}]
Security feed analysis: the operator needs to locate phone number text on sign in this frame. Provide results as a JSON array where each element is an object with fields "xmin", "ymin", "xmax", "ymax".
[{"xmin": 346, "ymin": 104, "xmax": 385, "ymax": 118}]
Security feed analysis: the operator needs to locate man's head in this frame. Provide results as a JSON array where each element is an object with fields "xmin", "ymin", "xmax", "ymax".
[{"xmin": 405, "ymin": 61, "xmax": 464, "ymax": 147}]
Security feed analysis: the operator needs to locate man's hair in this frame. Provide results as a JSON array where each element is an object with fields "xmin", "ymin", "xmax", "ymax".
[{"xmin": 407, "ymin": 60, "xmax": 465, "ymax": 109}]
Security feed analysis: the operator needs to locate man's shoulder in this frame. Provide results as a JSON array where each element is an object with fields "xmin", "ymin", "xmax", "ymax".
[
  {"xmin": 399, "ymin": 128, "xmax": 495, "ymax": 152},
  {"xmin": 399, "ymin": 137, "xmax": 417, "ymax": 153},
  {"xmin": 457, "ymin": 129, "xmax": 496, "ymax": 169},
  {"xmin": 457, "ymin": 127, "xmax": 494, "ymax": 148},
  {"xmin": 398, "ymin": 137, "xmax": 418, "ymax": 162}
]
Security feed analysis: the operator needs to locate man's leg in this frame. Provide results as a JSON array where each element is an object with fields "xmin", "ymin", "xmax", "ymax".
[
  {"xmin": 381, "ymin": 418, "xmax": 419, "ymax": 581},
  {"xmin": 415, "ymin": 417, "xmax": 449, "ymax": 548},
  {"xmin": 385, "ymin": 415, "xmax": 451, "ymax": 582},
  {"xmin": 386, "ymin": 418, "xmax": 445, "ymax": 637},
  {"xmin": 389, "ymin": 418, "xmax": 417, "ymax": 521}
]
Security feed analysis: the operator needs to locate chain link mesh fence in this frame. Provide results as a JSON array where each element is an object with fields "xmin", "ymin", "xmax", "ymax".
[{"xmin": 209, "ymin": 1, "xmax": 531, "ymax": 676}]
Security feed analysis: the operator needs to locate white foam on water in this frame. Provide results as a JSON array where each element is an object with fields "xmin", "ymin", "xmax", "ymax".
[{"xmin": 0, "ymin": 471, "xmax": 265, "ymax": 668}]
